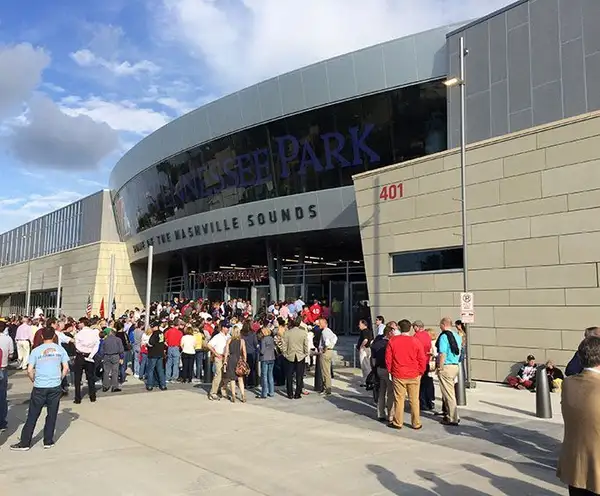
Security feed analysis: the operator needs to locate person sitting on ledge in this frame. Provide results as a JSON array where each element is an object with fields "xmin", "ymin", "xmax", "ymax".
[
  {"xmin": 507, "ymin": 355, "xmax": 537, "ymax": 390},
  {"xmin": 546, "ymin": 360, "xmax": 564, "ymax": 392}
]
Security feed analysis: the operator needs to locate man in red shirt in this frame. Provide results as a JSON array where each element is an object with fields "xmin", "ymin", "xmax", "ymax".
[
  {"xmin": 164, "ymin": 319, "xmax": 184, "ymax": 382},
  {"xmin": 413, "ymin": 320, "xmax": 435, "ymax": 411},
  {"xmin": 385, "ymin": 319, "xmax": 427, "ymax": 430},
  {"xmin": 309, "ymin": 300, "xmax": 322, "ymax": 324}
]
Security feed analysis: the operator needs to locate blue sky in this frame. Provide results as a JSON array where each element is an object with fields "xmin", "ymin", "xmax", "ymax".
[{"xmin": 0, "ymin": 0, "xmax": 513, "ymax": 234}]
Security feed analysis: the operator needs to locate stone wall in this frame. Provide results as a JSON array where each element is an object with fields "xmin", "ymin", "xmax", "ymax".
[
  {"xmin": 0, "ymin": 242, "xmax": 144, "ymax": 318},
  {"xmin": 353, "ymin": 111, "xmax": 600, "ymax": 382}
]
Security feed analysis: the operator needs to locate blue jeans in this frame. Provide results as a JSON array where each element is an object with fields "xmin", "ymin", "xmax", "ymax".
[
  {"xmin": 20, "ymin": 386, "xmax": 62, "ymax": 446},
  {"xmin": 146, "ymin": 356, "xmax": 166, "ymax": 389},
  {"xmin": 0, "ymin": 369, "xmax": 8, "ymax": 429},
  {"xmin": 260, "ymin": 360, "xmax": 275, "ymax": 398},
  {"xmin": 195, "ymin": 350, "xmax": 205, "ymax": 379},
  {"xmin": 166, "ymin": 347, "xmax": 181, "ymax": 381},
  {"xmin": 119, "ymin": 350, "xmax": 131, "ymax": 382},
  {"xmin": 139, "ymin": 354, "xmax": 148, "ymax": 379},
  {"xmin": 133, "ymin": 347, "xmax": 141, "ymax": 376}
]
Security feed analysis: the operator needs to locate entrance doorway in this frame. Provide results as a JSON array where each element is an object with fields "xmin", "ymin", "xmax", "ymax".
[{"xmin": 350, "ymin": 282, "xmax": 370, "ymax": 335}]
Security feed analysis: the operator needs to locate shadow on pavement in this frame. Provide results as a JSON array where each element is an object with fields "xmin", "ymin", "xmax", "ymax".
[
  {"xmin": 1, "ymin": 399, "xmax": 80, "ymax": 448},
  {"xmin": 479, "ymin": 399, "xmax": 537, "ymax": 417},
  {"xmin": 366, "ymin": 465, "xmax": 436, "ymax": 495},
  {"xmin": 30, "ymin": 407, "xmax": 80, "ymax": 446},
  {"xmin": 463, "ymin": 463, "xmax": 563, "ymax": 495}
]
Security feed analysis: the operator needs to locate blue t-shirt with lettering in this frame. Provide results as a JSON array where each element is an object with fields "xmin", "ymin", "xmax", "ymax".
[{"xmin": 29, "ymin": 343, "xmax": 69, "ymax": 388}]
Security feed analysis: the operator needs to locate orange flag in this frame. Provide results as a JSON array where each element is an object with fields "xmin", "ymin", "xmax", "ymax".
[{"xmin": 99, "ymin": 297, "xmax": 105, "ymax": 318}]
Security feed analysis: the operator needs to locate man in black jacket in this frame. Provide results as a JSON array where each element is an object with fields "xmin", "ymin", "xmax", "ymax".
[{"xmin": 565, "ymin": 326, "xmax": 600, "ymax": 376}]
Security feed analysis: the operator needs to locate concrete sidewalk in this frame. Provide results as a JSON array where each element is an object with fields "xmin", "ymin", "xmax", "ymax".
[{"xmin": 0, "ymin": 367, "xmax": 567, "ymax": 495}]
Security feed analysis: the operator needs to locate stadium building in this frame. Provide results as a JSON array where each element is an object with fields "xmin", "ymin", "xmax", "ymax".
[{"xmin": 1, "ymin": 0, "xmax": 600, "ymax": 380}]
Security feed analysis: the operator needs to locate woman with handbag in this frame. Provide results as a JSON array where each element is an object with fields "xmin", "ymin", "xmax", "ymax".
[{"xmin": 224, "ymin": 327, "xmax": 248, "ymax": 403}]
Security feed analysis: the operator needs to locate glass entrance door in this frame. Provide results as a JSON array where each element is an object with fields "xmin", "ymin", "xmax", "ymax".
[
  {"xmin": 350, "ymin": 282, "xmax": 370, "ymax": 335},
  {"xmin": 281, "ymin": 284, "xmax": 302, "ymax": 303},
  {"xmin": 252, "ymin": 285, "xmax": 271, "ymax": 317},
  {"xmin": 329, "ymin": 281, "xmax": 347, "ymax": 334},
  {"xmin": 205, "ymin": 289, "xmax": 224, "ymax": 302},
  {"xmin": 228, "ymin": 287, "xmax": 249, "ymax": 301}
]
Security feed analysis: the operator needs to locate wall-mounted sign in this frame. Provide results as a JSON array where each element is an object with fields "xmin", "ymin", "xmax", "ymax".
[
  {"xmin": 173, "ymin": 124, "xmax": 381, "ymax": 205},
  {"xmin": 131, "ymin": 204, "xmax": 318, "ymax": 254},
  {"xmin": 460, "ymin": 292, "xmax": 474, "ymax": 324},
  {"xmin": 378, "ymin": 183, "xmax": 404, "ymax": 201},
  {"xmin": 196, "ymin": 268, "xmax": 268, "ymax": 284}
]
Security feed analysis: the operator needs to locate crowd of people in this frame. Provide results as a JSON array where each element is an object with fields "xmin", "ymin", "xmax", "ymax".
[
  {"xmin": 0, "ymin": 295, "xmax": 344, "ymax": 450},
  {"xmin": 3, "ymin": 297, "xmax": 600, "ymax": 495}
]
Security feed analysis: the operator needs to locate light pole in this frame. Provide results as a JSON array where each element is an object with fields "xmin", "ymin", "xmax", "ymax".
[
  {"xmin": 23, "ymin": 233, "xmax": 32, "ymax": 316},
  {"xmin": 444, "ymin": 36, "xmax": 474, "ymax": 388},
  {"xmin": 144, "ymin": 245, "xmax": 154, "ymax": 331},
  {"xmin": 189, "ymin": 271, "xmax": 196, "ymax": 299}
]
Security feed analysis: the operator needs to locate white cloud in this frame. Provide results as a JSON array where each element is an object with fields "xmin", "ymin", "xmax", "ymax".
[
  {"xmin": 0, "ymin": 190, "xmax": 84, "ymax": 234},
  {"xmin": 0, "ymin": 43, "xmax": 50, "ymax": 114},
  {"xmin": 157, "ymin": 0, "xmax": 514, "ymax": 90},
  {"xmin": 8, "ymin": 95, "xmax": 119, "ymax": 170},
  {"xmin": 77, "ymin": 178, "xmax": 107, "ymax": 188},
  {"xmin": 43, "ymin": 82, "xmax": 65, "ymax": 93},
  {"xmin": 60, "ymin": 95, "xmax": 171, "ymax": 134},
  {"xmin": 70, "ymin": 48, "xmax": 160, "ymax": 76}
]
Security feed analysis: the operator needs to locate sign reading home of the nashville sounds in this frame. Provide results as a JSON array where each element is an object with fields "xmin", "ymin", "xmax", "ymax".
[{"xmin": 131, "ymin": 204, "xmax": 317, "ymax": 254}]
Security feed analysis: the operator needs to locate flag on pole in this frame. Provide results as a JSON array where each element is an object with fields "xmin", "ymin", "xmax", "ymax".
[
  {"xmin": 86, "ymin": 293, "xmax": 92, "ymax": 317},
  {"xmin": 99, "ymin": 297, "xmax": 105, "ymax": 319},
  {"xmin": 111, "ymin": 297, "xmax": 117, "ymax": 319}
]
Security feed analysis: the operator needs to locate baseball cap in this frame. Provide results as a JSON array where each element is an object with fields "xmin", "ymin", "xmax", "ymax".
[{"xmin": 527, "ymin": 354, "xmax": 536, "ymax": 361}]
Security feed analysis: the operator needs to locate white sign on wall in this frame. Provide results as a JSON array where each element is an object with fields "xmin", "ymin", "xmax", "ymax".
[{"xmin": 460, "ymin": 292, "xmax": 475, "ymax": 324}]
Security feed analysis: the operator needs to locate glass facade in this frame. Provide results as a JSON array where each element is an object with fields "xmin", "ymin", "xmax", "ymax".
[
  {"xmin": 114, "ymin": 80, "xmax": 447, "ymax": 239},
  {"xmin": 0, "ymin": 200, "xmax": 83, "ymax": 267},
  {"xmin": 391, "ymin": 247, "xmax": 463, "ymax": 274}
]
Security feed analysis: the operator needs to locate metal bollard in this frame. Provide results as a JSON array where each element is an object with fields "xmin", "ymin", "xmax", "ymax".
[
  {"xmin": 204, "ymin": 351, "xmax": 213, "ymax": 384},
  {"xmin": 535, "ymin": 365, "xmax": 552, "ymax": 419},
  {"xmin": 455, "ymin": 360, "xmax": 467, "ymax": 406}
]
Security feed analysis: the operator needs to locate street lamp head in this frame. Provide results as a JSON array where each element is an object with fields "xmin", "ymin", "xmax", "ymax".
[{"xmin": 443, "ymin": 77, "xmax": 463, "ymax": 87}]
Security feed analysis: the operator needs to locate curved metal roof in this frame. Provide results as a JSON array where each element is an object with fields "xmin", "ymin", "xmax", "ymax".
[{"xmin": 109, "ymin": 23, "xmax": 464, "ymax": 193}]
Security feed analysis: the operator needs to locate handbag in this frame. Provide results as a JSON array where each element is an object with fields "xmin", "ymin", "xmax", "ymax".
[{"xmin": 235, "ymin": 358, "xmax": 250, "ymax": 377}]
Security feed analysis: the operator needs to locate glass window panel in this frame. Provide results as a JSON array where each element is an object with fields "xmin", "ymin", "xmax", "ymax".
[
  {"xmin": 82, "ymin": 80, "xmax": 447, "ymax": 240},
  {"xmin": 391, "ymin": 247, "xmax": 463, "ymax": 274}
]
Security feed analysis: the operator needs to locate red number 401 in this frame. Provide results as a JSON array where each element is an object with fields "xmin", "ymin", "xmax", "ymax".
[{"xmin": 379, "ymin": 183, "xmax": 404, "ymax": 201}]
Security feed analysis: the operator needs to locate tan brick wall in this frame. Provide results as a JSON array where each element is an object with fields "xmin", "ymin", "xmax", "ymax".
[
  {"xmin": 354, "ymin": 111, "xmax": 600, "ymax": 382},
  {"xmin": 0, "ymin": 242, "xmax": 144, "ymax": 318}
]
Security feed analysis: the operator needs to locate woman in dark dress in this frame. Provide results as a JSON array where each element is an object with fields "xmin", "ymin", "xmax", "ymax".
[
  {"xmin": 242, "ymin": 321, "xmax": 258, "ymax": 388},
  {"xmin": 224, "ymin": 327, "xmax": 247, "ymax": 403}
]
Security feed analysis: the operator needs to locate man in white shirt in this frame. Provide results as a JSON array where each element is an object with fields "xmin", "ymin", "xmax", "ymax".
[
  {"xmin": 317, "ymin": 318, "xmax": 338, "ymax": 396},
  {"xmin": 375, "ymin": 315, "xmax": 386, "ymax": 338},
  {"xmin": 15, "ymin": 318, "xmax": 33, "ymax": 370},
  {"xmin": 73, "ymin": 318, "xmax": 100, "ymax": 404},
  {"xmin": 207, "ymin": 322, "xmax": 231, "ymax": 401},
  {"xmin": 294, "ymin": 297, "xmax": 305, "ymax": 312},
  {"xmin": 0, "ymin": 321, "xmax": 14, "ymax": 431}
]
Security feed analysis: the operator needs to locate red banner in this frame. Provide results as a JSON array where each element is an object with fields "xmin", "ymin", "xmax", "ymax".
[{"xmin": 195, "ymin": 268, "xmax": 268, "ymax": 284}]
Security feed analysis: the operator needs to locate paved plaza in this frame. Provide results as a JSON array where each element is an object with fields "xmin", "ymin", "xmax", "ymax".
[{"xmin": 0, "ymin": 368, "xmax": 566, "ymax": 495}]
